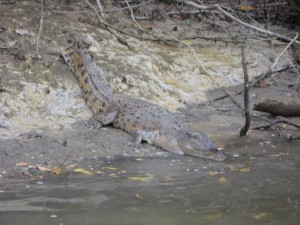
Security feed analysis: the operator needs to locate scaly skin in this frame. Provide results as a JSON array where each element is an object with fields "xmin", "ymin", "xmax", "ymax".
[{"xmin": 61, "ymin": 45, "xmax": 226, "ymax": 161}]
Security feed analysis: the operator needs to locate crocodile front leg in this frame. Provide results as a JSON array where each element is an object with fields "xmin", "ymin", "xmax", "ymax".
[
  {"xmin": 86, "ymin": 103, "xmax": 119, "ymax": 129},
  {"xmin": 128, "ymin": 129, "xmax": 160, "ymax": 151}
]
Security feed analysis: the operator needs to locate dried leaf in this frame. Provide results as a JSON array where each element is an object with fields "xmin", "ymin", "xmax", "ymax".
[
  {"xmin": 205, "ymin": 212, "xmax": 224, "ymax": 221},
  {"xmin": 135, "ymin": 158, "xmax": 144, "ymax": 161},
  {"xmin": 239, "ymin": 168, "xmax": 250, "ymax": 173},
  {"xmin": 218, "ymin": 177, "xmax": 227, "ymax": 184},
  {"xmin": 16, "ymin": 162, "xmax": 28, "ymax": 167},
  {"xmin": 254, "ymin": 212, "xmax": 267, "ymax": 220},
  {"xmin": 127, "ymin": 174, "xmax": 153, "ymax": 182},
  {"xmin": 15, "ymin": 28, "xmax": 28, "ymax": 35},
  {"xmin": 209, "ymin": 171, "xmax": 218, "ymax": 176},
  {"xmin": 238, "ymin": 5, "xmax": 255, "ymax": 12},
  {"xmin": 226, "ymin": 166, "xmax": 239, "ymax": 172},
  {"xmin": 22, "ymin": 171, "xmax": 33, "ymax": 178},
  {"xmin": 164, "ymin": 176, "xmax": 175, "ymax": 181},
  {"xmin": 51, "ymin": 166, "xmax": 62, "ymax": 175},
  {"xmin": 135, "ymin": 193, "xmax": 143, "ymax": 199},
  {"xmin": 74, "ymin": 168, "xmax": 92, "ymax": 175},
  {"xmin": 104, "ymin": 166, "xmax": 118, "ymax": 171},
  {"xmin": 37, "ymin": 165, "xmax": 51, "ymax": 172},
  {"xmin": 67, "ymin": 164, "xmax": 77, "ymax": 169}
]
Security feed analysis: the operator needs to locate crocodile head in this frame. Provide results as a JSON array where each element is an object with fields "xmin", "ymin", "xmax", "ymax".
[{"xmin": 177, "ymin": 131, "xmax": 226, "ymax": 161}]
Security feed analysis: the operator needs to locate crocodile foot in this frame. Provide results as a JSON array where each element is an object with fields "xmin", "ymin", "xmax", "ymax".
[{"xmin": 85, "ymin": 117, "xmax": 102, "ymax": 129}]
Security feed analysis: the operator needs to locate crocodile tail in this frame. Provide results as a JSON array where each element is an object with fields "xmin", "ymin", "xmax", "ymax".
[
  {"xmin": 61, "ymin": 46, "xmax": 113, "ymax": 113},
  {"xmin": 78, "ymin": 48, "xmax": 114, "ymax": 99}
]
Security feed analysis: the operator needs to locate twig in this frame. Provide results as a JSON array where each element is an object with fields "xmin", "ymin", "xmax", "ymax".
[
  {"xmin": 211, "ymin": 33, "xmax": 298, "ymax": 102},
  {"xmin": 84, "ymin": 0, "xmax": 129, "ymax": 48},
  {"xmin": 96, "ymin": 0, "xmax": 105, "ymax": 19},
  {"xmin": 177, "ymin": 1, "xmax": 300, "ymax": 44},
  {"xmin": 211, "ymin": 64, "xmax": 291, "ymax": 102},
  {"xmin": 36, "ymin": 0, "xmax": 44, "ymax": 52},
  {"xmin": 240, "ymin": 46, "xmax": 251, "ymax": 136},
  {"xmin": 251, "ymin": 116, "xmax": 300, "ymax": 134},
  {"xmin": 166, "ymin": 31, "xmax": 243, "ymax": 110},
  {"xmin": 124, "ymin": 0, "xmax": 177, "ymax": 47},
  {"xmin": 251, "ymin": 115, "xmax": 281, "ymax": 136}
]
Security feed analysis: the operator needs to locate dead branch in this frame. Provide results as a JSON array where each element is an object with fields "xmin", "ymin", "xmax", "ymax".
[
  {"xmin": 252, "ymin": 116, "xmax": 300, "ymax": 131},
  {"xmin": 212, "ymin": 33, "xmax": 298, "ymax": 102},
  {"xmin": 240, "ymin": 46, "xmax": 251, "ymax": 136},
  {"xmin": 84, "ymin": 0, "xmax": 130, "ymax": 48},
  {"xmin": 177, "ymin": 1, "xmax": 300, "ymax": 44},
  {"xmin": 36, "ymin": 0, "xmax": 44, "ymax": 52},
  {"xmin": 124, "ymin": 0, "xmax": 177, "ymax": 47},
  {"xmin": 251, "ymin": 115, "xmax": 281, "ymax": 136},
  {"xmin": 253, "ymin": 97, "xmax": 300, "ymax": 117},
  {"xmin": 211, "ymin": 64, "xmax": 291, "ymax": 102},
  {"xmin": 166, "ymin": 31, "xmax": 243, "ymax": 111}
]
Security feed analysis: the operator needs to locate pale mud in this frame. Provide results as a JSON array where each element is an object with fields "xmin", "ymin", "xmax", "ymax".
[{"xmin": 0, "ymin": 1, "xmax": 299, "ymax": 176}]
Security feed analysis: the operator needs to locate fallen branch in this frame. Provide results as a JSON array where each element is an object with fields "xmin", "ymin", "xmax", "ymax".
[
  {"xmin": 253, "ymin": 97, "xmax": 300, "ymax": 117},
  {"xmin": 240, "ymin": 46, "xmax": 251, "ymax": 136}
]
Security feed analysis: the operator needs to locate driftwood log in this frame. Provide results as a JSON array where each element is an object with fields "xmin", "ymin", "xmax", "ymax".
[{"xmin": 253, "ymin": 97, "xmax": 300, "ymax": 117}]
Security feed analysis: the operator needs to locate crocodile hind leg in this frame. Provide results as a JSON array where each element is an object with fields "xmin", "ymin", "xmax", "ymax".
[{"xmin": 85, "ymin": 104, "xmax": 119, "ymax": 129}]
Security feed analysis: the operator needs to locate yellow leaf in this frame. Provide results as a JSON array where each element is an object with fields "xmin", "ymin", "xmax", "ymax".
[
  {"xmin": 239, "ymin": 5, "xmax": 255, "ymax": 12},
  {"xmin": 16, "ymin": 162, "xmax": 28, "ymax": 167},
  {"xmin": 254, "ymin": 212, "xmax": 267, "ymax": 220},
  {"xmin": 51, "ymin": 166, "xmax": 62, "ymax": 175},
  {"xmin": 164, "ymin": 176, "xmax": 175, "ymax": 181},
  {"xmin": 218, "ymin": 177, "xmax": 227, "ymax": 184},
  {"xmin": 239, "ymin": 168, "xmax": 250, "ymax": 173},
  {"xmin": 226, "ymin": 166, "xmax": 239, "ymax": 172},
  {"xmin": 104, "ymin": 166, "xmax": 119, "ymax": 171},
  {"xmin": 135, "ymin": 193, "xmax": 143, "ymax": 199},
  {"xmin": 74, "ymin": 168, "xmax": 92, "ymax": 175},
  {"xmin": 37, "ymin": 165, "xmax": 52, "ymax": 172},
  {"xmin": 67, "ymin": 164, "xmax": 77, "ymax": 169},
  {"xmin": 205, "ymin": 212, "xmax": 224, "ymax": 221},
  {"xmin": 127, "ymin": 174, "xmax": 153, "ymax": 182}
]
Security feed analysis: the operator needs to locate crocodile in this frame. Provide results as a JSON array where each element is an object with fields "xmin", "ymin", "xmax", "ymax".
[{"xmin": 61, "ymin": 44, "xmax": 226, "ymax": 161}]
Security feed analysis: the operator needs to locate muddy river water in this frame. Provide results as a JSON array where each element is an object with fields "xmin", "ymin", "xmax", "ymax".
[{"xmin": 0, "ymin": 136, "xmax": 299, "ymax": 225}]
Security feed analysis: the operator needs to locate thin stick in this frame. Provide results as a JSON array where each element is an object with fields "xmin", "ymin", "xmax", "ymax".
[
  {"xmin": 211, "ymin": 33, "xmax": 298, "ymax": 102},
  {"xmin": 177, "ymin": 1, "xmax": 300, "ymax": 44},
  {"xmin": 166, "ymin": 31, "xmax": 243, "ymax": 110},
  {"xmin": 36, "ymin": 0, "xmax": 44, "ymax": 52},
  {"xmin": 240, "ymin": 46, "xmax": 251, "ymax": 136},
  {"xmin": 84, "ymin": 0, "xmax": 129, "ymax": 48},
  {"xmin": 96, "ymin": 0, "xmax": 104, "ymax": 19},
  {"xmin": 124, "ymin": 0, "xmax": 176, "ymax": 47},
  {"xmin": 251, "ymin": 115, "xmax": 281, "ymax": 136}
]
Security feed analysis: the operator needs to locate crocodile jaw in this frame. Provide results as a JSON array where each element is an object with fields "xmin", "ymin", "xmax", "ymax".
[{"xmin": 177, "ymin": 132, "xmax": 226, "ymax": 161}]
